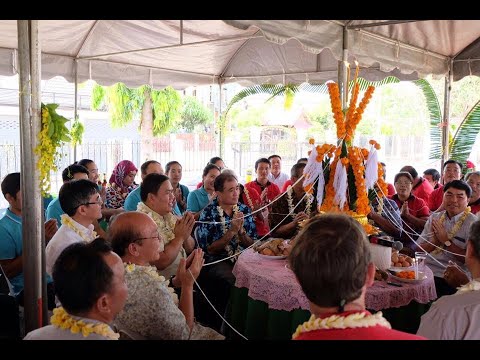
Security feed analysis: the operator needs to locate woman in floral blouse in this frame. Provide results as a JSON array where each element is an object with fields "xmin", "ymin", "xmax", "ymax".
[{"xmin": 105, "ymin": 160, "xmax": 138, "ymax": 209}]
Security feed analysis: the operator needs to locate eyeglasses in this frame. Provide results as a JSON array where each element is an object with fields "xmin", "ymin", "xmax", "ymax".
[
  {"xmin": 79, "ymin": 196, "xmax": 103, "ymax": 207},
  {"xmin": 132, "ymin": 234, "xmax": 162, "ymax": 243}
]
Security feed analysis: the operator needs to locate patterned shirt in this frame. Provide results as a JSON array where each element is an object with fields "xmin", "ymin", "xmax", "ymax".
[
  {"xmin": 197, "ymin": 199, "xmax": 257, "ymax": 263},
  {"xmin": 105, "ymin": 182, "xmax": 137, "ymax": 209}
]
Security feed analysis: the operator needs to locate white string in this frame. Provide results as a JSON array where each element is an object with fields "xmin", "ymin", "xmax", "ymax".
[{"xmin": 188, "ymin": 269, "xmax": 248, "ymax": 340}]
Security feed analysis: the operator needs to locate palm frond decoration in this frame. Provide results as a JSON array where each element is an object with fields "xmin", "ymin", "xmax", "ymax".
[
  {"xmin": 449, "ymin": 100, "xmax": 480, "ymax": 163},
  {"xmin": 224, "ymin": 84, "xmax": 284, "ymax": 117},
  {"xmin": 414, "ymin": 79, "xmax": 443, "ymax": 159},
  {"xmin": 356, "ymin": 76, "xmax": 400, "ymax": 91}
]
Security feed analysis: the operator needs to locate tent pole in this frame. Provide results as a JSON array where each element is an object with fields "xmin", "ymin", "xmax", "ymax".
[
  {"xmin": 18, "ymin": 20, "xmax": 47, "ymax": 332},
  {"xmin": 440, "ymin": 59, "xmax": 453, "ymax": 176},
  {"xmin": 74, "ymin": 59, "xmax": 78, "ymax": 161},
  {"xmin": 218, "ymin": 79, "xmax": 224, "ymax": 158}
]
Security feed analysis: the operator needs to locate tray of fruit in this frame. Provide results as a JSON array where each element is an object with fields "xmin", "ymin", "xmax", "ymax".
[
  {"xmin": 388, "ymin": 269, "xmax": 427, "ymax": 283},
  {"xmin": 254, "ymin": 238, "xmax": 290, "ymax": 259}
]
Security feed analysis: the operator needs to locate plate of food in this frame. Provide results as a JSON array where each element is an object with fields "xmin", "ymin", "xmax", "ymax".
[
  {"xmin": 388, "ymin": 270, "xmax": 427, "ymax": 283},
  {"xmin": 253, "ymin": 238, "xmax": 290, "ymax": 259},
  {"xmin": 389, "ymin": 252, "xmax": 415, "ymax": 271},
  {"xmin": 257, "ymin": 253, "xmax": 287, "ymax": 260}
]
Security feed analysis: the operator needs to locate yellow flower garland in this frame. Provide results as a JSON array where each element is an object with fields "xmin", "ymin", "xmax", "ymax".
[
  {"xmin": 292, "ymin": 311, "xmax": 391, "ymax": 339},
  {"xmin": 61, "ymin": 214, "xmax": 97, "ymax": 243},
  {"xmin": 50, "ymin": 307, "xmax": 119, "ymax": 340},
  {"xmin": 432, "ymin": 207, "xmax": 471, "ymax": 255}
]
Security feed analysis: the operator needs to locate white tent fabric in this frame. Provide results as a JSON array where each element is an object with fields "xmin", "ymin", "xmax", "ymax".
[{"xmin": 0, "ymin": 20, "xmax": 479, "ymax": 89}]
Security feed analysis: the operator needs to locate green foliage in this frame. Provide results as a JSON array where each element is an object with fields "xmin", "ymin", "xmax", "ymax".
[
  {"xmin": 178, "ymin": 96, "xmax": 212, "ymax": 132},
  {"xmin": 70, "ymin": 118, "xmax": 84, "ymax": 147},
  {"xmin": 91, "ymin": 84, "xmax": 106, "ymax": 110},
  {"xmin": 414, "ymin": 79, "xmax": 442, "ymax": 159},
  {"xmin": 44, "ymin": 103, "xmax": 71, "ymax": 143},
  {"xmin": 450, "ymin": 100, "xmax": 480, "ymax": 162},
  {"xmin": 151, "ymin": 86, "xmax": 182, "ymax": 136}
]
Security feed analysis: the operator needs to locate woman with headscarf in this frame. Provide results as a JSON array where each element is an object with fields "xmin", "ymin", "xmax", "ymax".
[{"xmin": 105, "ymin": 160, "xmax": 138, "ymax": 209}]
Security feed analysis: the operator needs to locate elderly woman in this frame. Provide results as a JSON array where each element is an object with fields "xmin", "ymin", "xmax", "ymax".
[
  {"xmin": 105, "ymin": 160, "xmax": 138, "ymax": 209},
  {"xmin": 466, "ymin": 171, "xmax": 480, "ymax": 214},
  {"xmin": 389, "ymin": 171, "xmax": 430, "ymax": 252}
]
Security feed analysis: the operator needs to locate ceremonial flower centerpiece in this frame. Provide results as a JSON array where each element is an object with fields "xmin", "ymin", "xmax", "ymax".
[{"xmin": 303, "ymin": 72, "xmax": 388, "ymax": 235}]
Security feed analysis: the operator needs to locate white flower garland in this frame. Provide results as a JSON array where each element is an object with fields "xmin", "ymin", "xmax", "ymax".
[
  {"xmin": 292, "ymin": 311, "xmax": 391, "ymax": 339},
  {"xmin": 455, "ymin": 278, "xmax": 480, "ymax": 295},
  {"xmin": 243, "ymin": 187, "xmax": 255, "ymax": 210},
  {"xmin": 217, "ymin": 205, "xmax": 241, "ymax": 262},
  {"xmin": 60, "ymin": 214, "xmax": 97, "ymax": 243},
  {"xmin": 124, "ymin": 263, "xmax": 178, "ymax": 305},
  {"xmin": 286, "ymin": 186, "xmax": 314, "ymax": 219}
]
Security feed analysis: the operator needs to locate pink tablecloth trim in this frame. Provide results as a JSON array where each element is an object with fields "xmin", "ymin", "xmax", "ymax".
[{"xmin": 233, "ymin": 248, "xmax": 437, "ymax": 312}]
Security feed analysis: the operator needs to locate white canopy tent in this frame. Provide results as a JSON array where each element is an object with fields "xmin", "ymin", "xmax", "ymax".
[{"xmin": 7, "ymin": 20, "xmax": 480, "ymax": 333}]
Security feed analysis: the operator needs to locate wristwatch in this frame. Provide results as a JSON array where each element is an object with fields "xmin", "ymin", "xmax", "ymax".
[{"xmin": 444, "ymin": 240, "xmax": 452, "ymax": 247}]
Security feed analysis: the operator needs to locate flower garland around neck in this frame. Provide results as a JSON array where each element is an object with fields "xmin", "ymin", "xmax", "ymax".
[
  {"xmin": 125, "ymin": 263, "xmax": 179, "ymax": 305},
  {"xmin": 243, "ymin": 187, "xmax": 256, "ymax": 210},
  {"xmin": 217, "ymin": 205, "xmax": 242, "ymax": 262},
  {"xmin": 286, "ymin": 186, "xmax": 313, "ymax": 220},
  {"xmin": 455, "ymin": 278, "xmax": 480, "ymax": 295},
  {"xmin": 375, "ymin": 196, "xmax": 384, "ymax": 216},
  {"xmin": 137, "ymin": 202, "xmax": 176, "ymax": 243},
  {"xmin": 50, "ymin": 307, "xmax": 119, "ymax": 340},
  {"xmin": 432, "ymin": 207, "xmax": 471, "ymax": 255},
  {"xmin": 292, "ymin": 311, "xmax": 391, "ymax": 339},
  {"xmin": 61, "ymin": 214, "xmax": 97, "ymax": 243}
]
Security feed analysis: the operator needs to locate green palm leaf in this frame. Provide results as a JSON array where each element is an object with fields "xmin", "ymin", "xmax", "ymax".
[
  {"xmin": 414, "ymin": 79, "xmax": 442, "ymax": 159},
  {"xmin": 356, "ymin": 76, "xmax": 400, "ymax": 91},
  {"xmin": 224, "ymin": 84, "xmax": 284, "ymax": 117},
  {"xmin": 449, "ymin": 100, "xmax": 480, "ymax": 163}
]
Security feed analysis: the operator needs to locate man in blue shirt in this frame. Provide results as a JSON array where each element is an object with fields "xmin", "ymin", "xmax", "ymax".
[
  {"xmin": 124, "ymin": 160, "xmax": 164, "ymax": 211},
  {"xmin": 0, "ymin": 172, "xmax": 57, "ymax": 308}
]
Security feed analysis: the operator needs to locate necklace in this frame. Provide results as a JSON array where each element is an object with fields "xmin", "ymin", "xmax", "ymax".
[
  {"xmin": 376, "ymin": 197, "xmax": 384, "ymax": 216},
  {"xmin": 286, "ymin": 186, "xmax": 313, "ymax": 219},
  {"xmin": 431, "ymin": 207, "xmax": 471, "ymax": 255},
  {"xmin": 50, "ymin": 307, "xmax": 119, "ymax": 340},
  {"xmin": 292, "ymin": 311, "xmax": 391, "ymax": 339},
  {"xmin": 124, "ymin": 263, "xmax": 178, "ymax": 305},
  {"xmin": 137, "ymin": 202, "xmax": 177, "ymax": 243},
  {"xmin": 243, "ymin": 187, "xmax": 255, "ymax": 210},
  {"xmin": 60, "ymin": 214, "xmax": 97, "ymax": 243},
  {"xmin": 217, "ymin": 205, "xmax": 241, "ymax": 261}
]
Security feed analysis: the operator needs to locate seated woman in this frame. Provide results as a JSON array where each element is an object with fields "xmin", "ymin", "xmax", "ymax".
[
  {"xmin": 110, "ymin": 212, "xmax": 223, "ymax": 340},
  {"xmin": 165, "ymin": 161, "xmax": 190, "ymax": 215},
  {"xmin": 105, "ymin": 160, "xmax": 138, "ymax": 209},
  {"xmin": 187, "ymin": 163, "xmax": 221, "ymax": 220},
  {"xmin": 389, "ymin": 172, "xmax": 430, "ymax": 252}
]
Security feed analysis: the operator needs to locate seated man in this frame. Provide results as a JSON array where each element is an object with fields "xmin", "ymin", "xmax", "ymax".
[
  {"xmin": 124, "ymin": 160, "xmax": 164, "ymax": 211},
  {"xmin": 289, "ymin": 213, "xmax": 425, "ymax": 340},
  {"xmin": 417, "ymin": 180, "xmax": 478, "ymax": 298},
  {"xmin": 196, "ymin": 172, "xmax": 257, "ymax": 331},
  {"xmin": 46, "ymin": 179, "xmax": 102, "ymax": 275},
  {"xmin": 136, "ymin": 173, "xmax": 195, "ymax": 278},
  {"xmin": 109, "ymin": 212, "xmax": 223, "ymax": 340},
  {"xmin": 24, "ymin": 238, "xmax": 127, "ymax": 340},
  {"xmin": 417, "ymin": 220, "xmax": 480, "ymax": 339},
  {"xmin": 0, "ymin": 172, "xmax": 57, "ymax": 309},
  {"xmin": 269, "ymin": 163, "xmax": 316, "ymax": 239}
]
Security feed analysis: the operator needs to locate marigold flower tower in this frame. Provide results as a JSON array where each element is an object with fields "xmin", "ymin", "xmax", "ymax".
[{"xmin": 303, "ymin": 72, "xmax": 389, "ymax": 237}]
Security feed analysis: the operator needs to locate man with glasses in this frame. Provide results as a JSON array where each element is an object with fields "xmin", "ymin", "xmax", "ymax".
[{"xmin": 46, "ymin": 179, "xmax": 102, "ymax": 275}]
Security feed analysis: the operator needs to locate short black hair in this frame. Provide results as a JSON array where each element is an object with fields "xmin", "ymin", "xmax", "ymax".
[
  {"xmin": 1, "ymin": 172, "xmax": 20, "ymax": 198},
  {"xmin": 443, "ymin": 179, "xmax": 472, "ymax": 198},
  {"xmin": 400, "ymin": 166, "xmax": 418, "ymax": 179},
  {"xmin": 165, "ymin": 161, "xmax": 181, "ymax": 174},
  {"xmin": 297, "ymin": 158, "xmax": 308, "ymax": 164},
  {"xmin": 394, "ymin": 171, "xmax": 414, "ymax": 184},
  {"xmin": 443, "ymin": 159, "xmax": 463, "ymax": 171},
  {"xmin": 291, "ymin": 163, "xmax": 306, "ymax": 179},
  {"xmin": 202, "ymin": 163, "xmax": 221, "ymax": 178},
  {"xmin": 59, "ymin": 179, "xmax": 99, "ymax": 216},
  {"xmin": 255, "ymin": 158, "xmax": 271, "ymax": 171},
  {"xmin": 53, "ymin": 238, "xmax": 114, "ymax": 315},
  {"xmin": 77, "ymin": 159, "xmax": 94, "ymax": 168},
  {"xmin": 140, "ymin": 173, "xmax": 170, "ymax": 202},
  {"xmin": 62, "ymin": 164, "xmax": 89, "ymax": 182},
  {"xmin": 214, "ymin": 172, "xmax": 238, "ymax": 192},
  {"xmin": 268, "ymin": 154, "xmax": 282, "ymax": 161},
  {"xmin": 140, "ymin": 160, "xmax": 161, "ymax": 176},
  {"xmin": 208, "ymin": 157, "xmax": 223, "ymax": 167},
  {"xmin": 423, "ymin": 168, "xmax": 441, "ymax": 182}
]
